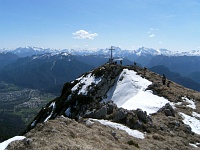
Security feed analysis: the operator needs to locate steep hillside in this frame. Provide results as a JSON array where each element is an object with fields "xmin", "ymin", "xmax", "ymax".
[
  {"xmin": 0, "ymin": 52, "xmax": 18, "ymax": 69},
  {"xmin": 0, "ymin": 53, "xmax": 94, "ymax": 95},
  {"xmin": 188, "ymin": 71, "xmax": 200, "ymax": 83},
  {"xmin": 6, "ymin": 64, "xmax": 200, "ymax": 149},
  {"xmin": 147, "ymin": 55, "xmax": 200, "ymax": 76}
]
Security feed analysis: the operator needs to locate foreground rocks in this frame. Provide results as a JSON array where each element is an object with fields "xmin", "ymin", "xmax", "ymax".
[
  {"xmin": 7, "ymin": 117, "xmax": 200, "ymax": 150},
  {"xmin": 83, "ymin": 100, "xmax": 154, "ymax": 133}
]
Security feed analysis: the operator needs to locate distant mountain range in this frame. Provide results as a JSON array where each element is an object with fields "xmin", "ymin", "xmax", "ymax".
[
  {"xmin": 1, "ymin": 46, "xmax": 200, "ymax": 57},
  {"xmin": 1, "ymin": 46, "xmax": 200, "ymax": 93}
]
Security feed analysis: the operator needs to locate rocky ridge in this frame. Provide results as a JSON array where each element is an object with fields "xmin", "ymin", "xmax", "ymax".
[{"xmin": 7, "ymin": 63, "xmax": 200, "ymax": 149}]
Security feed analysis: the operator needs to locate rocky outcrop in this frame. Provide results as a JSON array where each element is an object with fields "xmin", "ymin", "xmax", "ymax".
[
  {"xmin": 82, "ymin": 100, "xmax": 153, "ymax": 132},
  {"xmin": 136, "ymin": 109, "xmax": 152, "ymax": 123},
  {"xmin": 158, "ymin": 103, "xmax": 175, "ymax": 117}
]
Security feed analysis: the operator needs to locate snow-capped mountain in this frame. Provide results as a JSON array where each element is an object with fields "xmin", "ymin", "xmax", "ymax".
[
  {"xmin": 2, "ymin": 46, "xmax": 200, "ymax": 57},
  {"xmin": 5, "ymin": 63, "xmax": 197, "ymax": 149},
  {"xmin": 10, "ymin": 46, "xmax": 59, "ymax": 57}
]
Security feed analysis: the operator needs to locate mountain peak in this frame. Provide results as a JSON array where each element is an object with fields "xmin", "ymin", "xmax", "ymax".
[{"xmin": 7, "ymin": 63, "xmax": 197, "ymax": 149}]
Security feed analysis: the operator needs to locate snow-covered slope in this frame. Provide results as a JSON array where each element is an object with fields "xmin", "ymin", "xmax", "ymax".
[{"xmin": 102, "ymin": 69, "xmax": 169, "ymax": 114}]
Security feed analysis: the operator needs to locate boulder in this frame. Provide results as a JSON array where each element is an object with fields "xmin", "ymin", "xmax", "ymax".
[
  {"xmin": 93, "ymin": 106, "xmax": 107, "ymax": 119},
  {"xmin": 136, "ymin": 109, "xmax": 152, "ymax": 123},
  {"xmin": 107, "ymin": 101, "xmax": 117, "ymax": 114},
  {"xmin": 159, "ymin": 103, "xmax": 175, "ymax": 117},
  {"xmin": 83, "ymin": 109, "xmax": 95, "ymax": 118},
  {"xmin": 164, "ymin": 109, "xmax": 174, "ymax": 117},
  {"xmin": 113, "ymin": 108, "xmax": 127, "ymax": 122},
  {"xmin": 183, "ymin": 124, "xmax": 192, "ymax": 134}
]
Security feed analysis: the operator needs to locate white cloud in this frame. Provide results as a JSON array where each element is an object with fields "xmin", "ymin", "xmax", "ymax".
[
  {"xmin": 149, "ymin": 34, "xmax": 155, "ymax": 38},
  {"xmin": 147, "ymin": 28, "xmax": 159, "ymax": 38},
  {"xmin": 72, "ymin": 30, "xmax": 98, "ymax": 39}
]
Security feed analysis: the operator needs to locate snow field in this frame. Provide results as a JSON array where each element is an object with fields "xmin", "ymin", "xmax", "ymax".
[{"xmin": 103, "ymin": 69, "xmax": 170, "ymax": 114}]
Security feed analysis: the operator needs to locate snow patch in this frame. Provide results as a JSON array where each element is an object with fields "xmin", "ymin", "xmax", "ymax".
[
  {"xmin": 121, "ymin": 90, "xmax": 169, "ymax": 115},
  {"xmin": 90, "ymin": 119, "xmax": 145, "ymax": 139},
  {"xmin": 182, "ymin": 96, "xmax": 196, "ymax": 109},
  {"xmin": 103, "ymin": 69, "xmax": 151, "ymax": 106},
  {"xmin": 31, "ymin": 120, "xmax": 36, "ymax": 127},
  {"xmin": 44, "ymin": 102, "xmax": 56, "ymax": 122},
  {"xmin": 0, "ymin": 136, "xmax": 26, "ymax": 150},
  {"xmin": 192, "ymin": 112, "xmax": 200, "ymax": 118},
  {"xmin": 189, "ymin": 143, "xmax": 200, "ymax": 148},
  {"xmin": 102, "ymin": 69, "xmax": 170, "ymax": 114},
  {"xmin": 72, "ymin": 73, "xmax": 101, "ymax": 95},
  {"xmin": 50, "ymin": 61, "xmax": 56, "ymax": 70},
  {"xmin": 179, "ymin": 112, "xmax": 200, "ymax": 135}
]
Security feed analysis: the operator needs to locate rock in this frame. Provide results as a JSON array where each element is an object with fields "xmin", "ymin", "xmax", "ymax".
[
  {"xmin": 183, "ymin": 124, "xmax": 192, "ymax": 134},
  {"xmin": 111, "ymin": 131, "xmax": 118, "ymax": 140},
  {"xmin": 85, "ymin": 119, "xmax": 94, "ymax": 126},
  {"xmin": 136, "ymin": 109, "xmax": 151, "ymax": 123},
  {"xmin": 159, "ymin": 103, "xmax": 175, "ymax": 117},
  {"xmin": 24, "ymin": 138, "xmax": 33, "ymax": 146},
  {"xmin": 164, "ymin": 109, "xmax": 174, "ymax": 117},
  {"xmin": 107, "ymin": 101, "xmax": 117, "ymax": 114},
  {"xmin": 132, "ymin": 120, "xmax": 143, "ymax": 129},
  {"xmin": 93, "ymin": 106, "xmax": 107, "ymax": 119},
  {"xmin": 84, "ymin": 110, "xmax": 95, "ymax": 118},
  {"xmin": 168, "ymin": 120, "xmax": 180, "ymax": 127},
  {"xmin": 113, "ymin": 108, "xmax": 127, "ymax": 122}
]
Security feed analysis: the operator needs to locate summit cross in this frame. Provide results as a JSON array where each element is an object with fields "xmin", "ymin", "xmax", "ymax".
[{"xmin": 109, "ymin": 46, "xmax": 115, "ymax": 63}]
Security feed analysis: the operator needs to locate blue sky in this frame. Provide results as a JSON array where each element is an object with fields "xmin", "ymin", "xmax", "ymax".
[{"xmin": 0, "ymin": 0, "xmax": 200, "ymax": 51}]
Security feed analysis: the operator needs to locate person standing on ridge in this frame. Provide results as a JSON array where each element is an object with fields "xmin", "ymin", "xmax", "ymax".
[{"xmin": 162, "ymin": 74, "xmax": 166, "ymax": 85}]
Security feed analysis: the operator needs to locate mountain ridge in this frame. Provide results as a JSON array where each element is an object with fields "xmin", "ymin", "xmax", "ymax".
[
  {"xmin": 6, "ymin": 63, "xmax": 200, "ymax": 149},
  {"xmin": 2, "ymin": 46, "xmax": 200, "ymax": 57}
]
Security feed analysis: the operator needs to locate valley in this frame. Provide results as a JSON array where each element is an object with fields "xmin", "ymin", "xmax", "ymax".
[{"xmin": 0, "ymin": 82, "xmax": 55, "ymax": 141}]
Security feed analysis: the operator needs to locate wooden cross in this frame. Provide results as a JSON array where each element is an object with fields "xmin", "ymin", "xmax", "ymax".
[{"xmin": 109, "ymin": 46, "xmax": 115, "ymax": 63}]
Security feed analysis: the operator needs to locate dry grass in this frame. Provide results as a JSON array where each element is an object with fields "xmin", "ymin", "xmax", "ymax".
[
  {"xmin": 8, "ymin": 117, "xmax": 141, "ymax": 150},
  {"xmin": 7, "ymin": 116, "xmax": 199, "ymax": 150}
]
